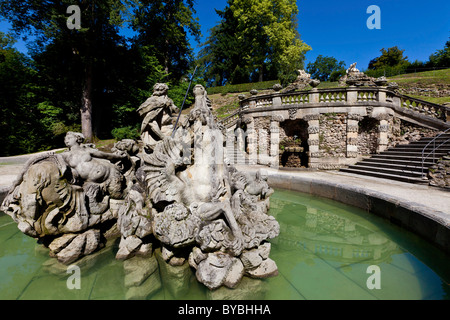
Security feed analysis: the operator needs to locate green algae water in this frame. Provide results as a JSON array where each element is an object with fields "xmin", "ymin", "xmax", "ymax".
[{"xmin": 0, "ymin": 188, "xmax": 449, "ymax": 300}]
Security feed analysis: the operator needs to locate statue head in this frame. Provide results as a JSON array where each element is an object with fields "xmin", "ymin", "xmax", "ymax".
[
  {"xmin": 153, "ymin": 83, "xmax": 169, "ymax": 96},
  {"xmin": 256, "ymin": 169, "xmax": 268, "ymax": 182},
  {"xmin": 193, "ymin": 84, "xmax": 205, "ymax": 97},
  {"xmin": 64, "ymin": 131, "xmax": 85, "ymax": 147}
]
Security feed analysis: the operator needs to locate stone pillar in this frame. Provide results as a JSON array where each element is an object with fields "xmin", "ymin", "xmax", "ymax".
[
  {"xmin": 225, "ymin": 127, "xmax": 235, "ymax": 165},
  {"xmin": 270, "ymin": 115, "xmax": 284, "ymax": 168},
  {"xmin": 304, "ymin": 114, "xmax": 320, "ymax": 168},
  {"xmin": 243, "ymin": 116, "xmax": 257, "ymax": 165},
  {"xmin": 236, "ymin": 127, "xmax": 245, "ymax": 152},
  {"xmin": 346, "ymin": 86, "xmax": 358, "ymax": 103},
  {"xmin": 376, "ymin": 114, "xmax": 390, "ymax": 153},
  {"xmin": 272, "ymin": 93, "xmax": 282, "ymax": 107},
  {"xmin": 346, "ymin": 114, "xmax": 362, "ymax": 158},
  {"xmin": 377, "ymin": 89, "xmax": 386, "ymax": 103},
  {"xmin": 258, "ymin": 128, "xmax": 269, "ymax": 165},
  {"xmin": 309, "ymin": 88, "xmax": 319, "ymax": 104}
]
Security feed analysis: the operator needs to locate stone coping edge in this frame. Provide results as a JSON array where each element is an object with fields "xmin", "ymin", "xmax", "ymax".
[{"xmin": 265, "ymin": 171, "xmax": 450, "ymax": 255}]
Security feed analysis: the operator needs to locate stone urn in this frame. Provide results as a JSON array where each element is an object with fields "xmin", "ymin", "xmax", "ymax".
[
  {"xmin": 273, "ymin": 83, "xmax": 283, "ymax": 92},
  {"xmin": 375, "ymin": 76, "xmax": 388, "ymax": 86},
  {"xmin": 309, "ymin": 79, "xmax": 320, "ymax": 88}
]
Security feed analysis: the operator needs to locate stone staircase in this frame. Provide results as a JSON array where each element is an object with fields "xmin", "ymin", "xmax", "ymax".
[
  {"xmin": 226, "ymin": 143, "xmax": 249, "ymax": 166},
  {"xmin": 340, "ymin": 133, "xmax": 450, "ymax": 184}
]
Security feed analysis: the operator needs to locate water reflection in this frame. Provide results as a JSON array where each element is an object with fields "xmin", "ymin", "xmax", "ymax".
[
  {"xmin": 1, "ymin": 189, "xmax": 449, "ymax": 300},
  {"xmin": 268, "ymin": 195, "xmax": 401, "ymax": 266},
  {"xmin": 36, "ymin": 239, "xmax": 269, "ymax": 300}
]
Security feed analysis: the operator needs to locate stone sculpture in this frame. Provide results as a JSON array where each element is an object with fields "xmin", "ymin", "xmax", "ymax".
[
  {"xmin": 137, "ymin": 83, "xmax": 179, "ymax": 151},
  {"xmin": 282, "ymin": 69, "xmax": 320, "ymax": 92},
  {"xmin": 1, "ymin": 131, "xmax": 135, "ymax": 264},
  {"xmin": 339, "ymin": 62, "xmax": 387, "ymax": 87},
  {"xmin": 1, "ymin": 83, "xmax": 280, "ymax": 290}
]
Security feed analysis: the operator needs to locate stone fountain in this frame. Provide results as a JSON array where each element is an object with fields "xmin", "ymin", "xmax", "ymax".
[{"xmin": 1, "ymin": 83, "xmax": 280, "ymax": 290}]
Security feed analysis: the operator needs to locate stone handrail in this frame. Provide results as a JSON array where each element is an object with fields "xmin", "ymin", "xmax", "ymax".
[
  {"xmin": 219, "ymin": 109, "xmax": 241, "ymax": 129},
  {"xmin": 236, "ymin": 87, "xmax": 449, "ymax": 123},
  {"xmin": 397, "ymin": 93, "xmax": 448, "ymax": 121}
]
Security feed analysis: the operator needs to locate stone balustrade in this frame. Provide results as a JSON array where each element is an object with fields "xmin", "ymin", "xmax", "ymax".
[{"xmin": 237, "ymin": 87, "xmax": 449, "ymax": 123}]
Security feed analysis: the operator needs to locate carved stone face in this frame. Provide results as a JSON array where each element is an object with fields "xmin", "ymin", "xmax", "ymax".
[
  {"xmin": 193, "ymin": 84, "xmax": 205, "ymax": 97},
  {"xmin": 64, "ymin": 132, "xmax": 84, "ymax": 147},
  {"xmin": 153, "ymin": 83, "xmax": 169, "ymax": 96}
]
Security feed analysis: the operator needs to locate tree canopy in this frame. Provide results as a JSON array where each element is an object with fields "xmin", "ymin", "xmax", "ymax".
[
  {"xmin": 0, "ymin": 0, "xmax": 199, "ymax": 155},
  {"xmin": 199, "ymin": 0, "xmax": 310, "ymax": 86},
  {"xmin": 306, "ymin": 55, "xmax": 346, "ymax": 82},
  {"xmin": 368, "ymin": 46, "xmax": 409, "ymax": 70}
]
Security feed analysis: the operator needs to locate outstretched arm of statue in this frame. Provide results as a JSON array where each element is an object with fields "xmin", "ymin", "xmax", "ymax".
[{"xmin": 90, "ymin": 148, "xmax": 127, "ymax": 162}]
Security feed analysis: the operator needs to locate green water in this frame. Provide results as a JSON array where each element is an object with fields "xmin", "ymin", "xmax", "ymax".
[{"xmin": 0, "ymin": 188, "xmax": 449, "ymax": 300}]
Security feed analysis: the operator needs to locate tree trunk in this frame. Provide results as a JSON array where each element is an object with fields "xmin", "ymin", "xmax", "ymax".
[
  {"xmin": 259, "ymin": 63, "xmax": 264, "ymax": 82},
  {"xmin": 81, "ymin": 62, "xmax": 93, "ymax": 143}
]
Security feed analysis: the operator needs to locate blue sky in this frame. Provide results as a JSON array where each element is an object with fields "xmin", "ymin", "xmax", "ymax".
[
  {"xmin": 192, "ymin": 0, "xmax": 450, "ymax": 70},
  {"xmin": 1, "ymin": 0, "xmax": 449, "ymax": 71}
]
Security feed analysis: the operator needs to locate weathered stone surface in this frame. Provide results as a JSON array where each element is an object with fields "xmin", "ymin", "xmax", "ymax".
[
  {"xmin": 48, "ymin": 234, "xmax": 77, "ymax": 254},
  {"xmin": 115, "ymin": 236, "xmax": 143, "ymax": 260},
  {"xmin": 56, "ymin": 233, "xmax": 87, "ymax": 265},
  {"xmin": 195, "ymin": 252, "xmax": 235, "ymax": 290},
  {"xmin": 245, "ymin": 258, "xmax": 279, "ymax": 279},
  {"xmin": 240, "ymin": 249, "xmax": 263, "ymax": 270},
  {"xmin": 84, "ymin": 229, "xmax": 101, "ymax": 255},
  {"xmin": 429, "ymin": 154, "xmax": 450, "ymax": 189},
  {"xmin": 223, "ymin": 258, "xmax": 245, "ymax": 289}
]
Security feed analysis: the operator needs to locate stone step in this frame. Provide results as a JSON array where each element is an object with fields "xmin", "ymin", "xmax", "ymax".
[
  {"xmin": 340, "ymin": 167, "xmax": 428, "ymax": 184},
  {"xmin": 380, "ymin": 150, "xmax": 448, "ymax": 157},
  {"xmin": 346, "ymin": 164, "xmax": 424, "ymax": 178},
  {"xmin": 339, "ymin": 132, "xmax": 449, "ymax": 184},
  {"xmin": 370, "ymin": 154, "xmax": 441, "ymax": 162},
  {"xmin": 392, "ymin": 144, "xmax": 450, "ymax": 150},
  {"xmin": 360, "ymin": 157, "xmax": 435, "ymax": 167},
  {"xmin": 359, "ymin": 161, "xmax": 427, "ymax": 173}
]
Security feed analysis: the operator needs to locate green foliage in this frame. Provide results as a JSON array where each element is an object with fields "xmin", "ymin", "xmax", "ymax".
[
  {"xmin": 368, "ymin": 46, "xmax": 409, "ymax": 70},
  {"xmin": 199, "ymin": 0, "xmax": 310, "ymax": 86},
  {"xmin": 306, "ymin": 55, "xmax": 346, "ymax": 82},
  {"xmin": 428, "ymin": 39, "xmax": 450, "ymax": 68},
  {"xmin": 0, "ymin": 32, "xmax": 48, "ymax": 156},
  {"xmin": 0, "ymin": 0, "xmax": 200, "ymax": 154},
  {"xmin": 131, "ymin": 0, "xmax": 200, "ymax": 81},
  {"xmin": 111, "ymin": 125, "xmax": 140, "ymax": 141}
]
